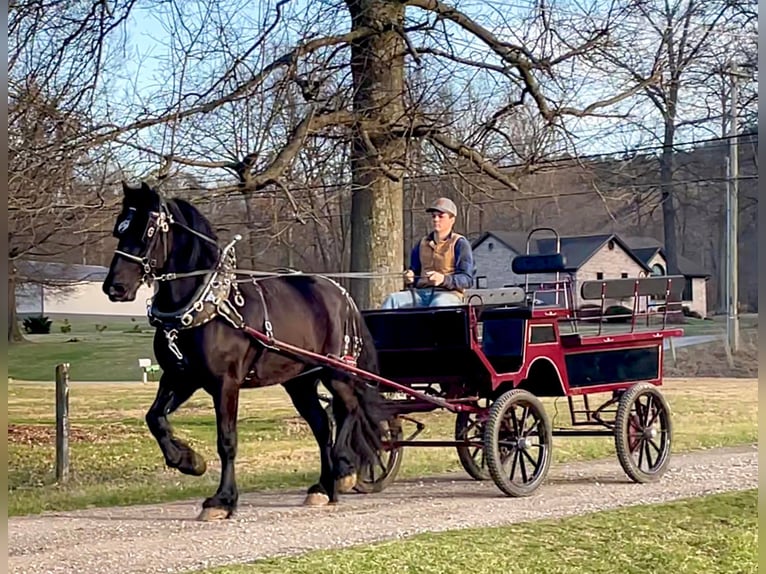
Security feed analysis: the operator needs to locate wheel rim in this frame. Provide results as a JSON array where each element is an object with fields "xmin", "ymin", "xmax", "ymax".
[
  {"xmin": 497, "ymin": 402, "xmax": 548, "ymax": 486},
  {"xmin": 627, "ymin": 392, "xmax": 670, "ymax": 473}
]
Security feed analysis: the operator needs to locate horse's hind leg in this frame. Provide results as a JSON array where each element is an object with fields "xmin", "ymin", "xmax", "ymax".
[
  {"xmin": 283, "ymin": 375, "xmax": 336, "ymax": 506},
  {"xmin": 146, "ymin": 375, "xmax": 206, "ymax": 476}
]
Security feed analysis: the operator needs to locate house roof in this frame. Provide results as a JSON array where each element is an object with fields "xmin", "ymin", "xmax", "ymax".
[
  {"xmin": 15, "ymin": 260, "xmax": 109, "ymax": 284},
  {"xmin": 472, "ymin": 231, "xmax": 652, "ymax": 272},
  {"xmin": 621, "ymin": 236, "xmax": 710, "ymax": 278}
]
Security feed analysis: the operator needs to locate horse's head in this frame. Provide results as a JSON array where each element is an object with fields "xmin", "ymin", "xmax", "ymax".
[{"xmin": 102, "ymin": 181, "xmax": 171, "ymax": 302}]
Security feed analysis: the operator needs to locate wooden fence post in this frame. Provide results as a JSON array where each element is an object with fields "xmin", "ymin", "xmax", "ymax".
[{"xmin": 55, "ymin": 363, "xmax": 70, "ymax": 484}]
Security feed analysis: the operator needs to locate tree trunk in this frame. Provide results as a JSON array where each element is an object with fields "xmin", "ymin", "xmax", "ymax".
[
  {"xmin": 346, "ymin": 0, "xmax": 406, "ymax": 309},
  {"xmin": 660, "ymin": 118, "xmax": 679, "ymax": 276},
  {"xmin": 8, "ymin": 260, "xmax": 24, "ymax": 343}
]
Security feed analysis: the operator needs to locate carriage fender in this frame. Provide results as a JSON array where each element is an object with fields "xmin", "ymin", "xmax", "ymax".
[{"xmin": 518, "ymin": 357, "xmax": 566, "ymax": 396}]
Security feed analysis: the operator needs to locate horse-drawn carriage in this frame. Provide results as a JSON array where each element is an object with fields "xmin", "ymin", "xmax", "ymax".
[
  {"xmin": 346, "ymin": 227, "xmax": 683, "ymax": 497},
  {"xmin": 103, "ymin": 184, "xmax": 683, "ymax": 519}
]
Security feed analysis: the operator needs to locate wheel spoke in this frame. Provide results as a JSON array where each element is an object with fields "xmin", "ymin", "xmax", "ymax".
[
  {"xmin": 518, "ymin": 450, "xmax": 529, "ymax": 483},
  {"xmin": 643, "ymin": 395, "xmax": 654, "ymax": 426},
  {"xmin": 647, "ymin": 437, "xmax": 663, "ymax": 456},
  {"xmin": 519, "ymin": 405, "xmax": 530, "ymax": 434},
  {"xmin": 637, "ymin": 438, "xmax": 645, "ymax": 467},
  {"xmin": 523, "ymin": 417, "xmax": 540, "ymax": 438},
  {"xmin": 646, "ymin": 405, "xmax": 661, "ymax": 428},
  {"xmin": 642, "ymin": 440, "xmax": 654, "ymax": 470},
  {"xmin": 508, "ymin": 448, "xmax": 520, "ymax": 481},
  {"xmin": 521, "ymin": 446, "xmax": 540, "ymax": 471},
  {"xmin": 509, "ymin": 405, "xmax": 521, "ymax": 435}
]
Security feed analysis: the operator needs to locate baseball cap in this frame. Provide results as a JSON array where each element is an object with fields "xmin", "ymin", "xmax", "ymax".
[{"xmin": 426, "ymin": 197, "xmax": 457, "ymax": 217}]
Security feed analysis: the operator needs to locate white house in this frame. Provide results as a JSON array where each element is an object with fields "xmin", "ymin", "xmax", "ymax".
[{"xmin": 16, "ymin": 260, "xmax": 154, "ymax": 317}]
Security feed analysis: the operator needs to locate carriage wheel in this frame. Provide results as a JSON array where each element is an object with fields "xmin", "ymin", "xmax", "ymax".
[
  {"xmin": 353, "ymin": 416, "xmax": 404, "ymax": 494},
  {"xmin": 455, "ymin": 409, "xmax": 490, "ymax": 481},
  {"xmin": 614, "ymin": 382, "xmax": 672, "ymax": 483},
  {"xmin": 484, "ymin": 389, "xmax": 552, "ymax": 497}
]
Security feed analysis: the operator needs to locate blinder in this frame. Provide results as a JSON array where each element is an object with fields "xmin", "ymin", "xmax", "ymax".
[{"xmin": 113, "ymin": 202, "xmax": 173, "ymax": 282}]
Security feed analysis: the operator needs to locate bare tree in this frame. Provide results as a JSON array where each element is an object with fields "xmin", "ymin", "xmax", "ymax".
[
  {"xmin": 582, "ymin": 0, "xmax": 757, "ymax": 274},
  {"xmin": 68, "ymin": 0, "xmax": 660, "ymax": 308},
  {"xmin": 7, "ymin": 1, "xmax": 138, "ymax": 341}
]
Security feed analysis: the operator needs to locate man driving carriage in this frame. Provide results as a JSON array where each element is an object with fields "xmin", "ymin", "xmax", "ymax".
[{"xmin": 381, "ymin": 197, "xmax": 475, "ymax": 308}]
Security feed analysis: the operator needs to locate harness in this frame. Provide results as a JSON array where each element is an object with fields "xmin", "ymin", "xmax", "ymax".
[{"xmin": 112, "ymin": 202, "xmax": 364, "ymax": 371}]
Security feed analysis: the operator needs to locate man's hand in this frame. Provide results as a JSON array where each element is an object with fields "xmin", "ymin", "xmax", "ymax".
[
  {"xmin": 404, "ymin": 269, "xmax": 415, "ymax": 285},
  {"xmin": 425, "ymin": 271, "xmax": 445, "ymax": 286}
]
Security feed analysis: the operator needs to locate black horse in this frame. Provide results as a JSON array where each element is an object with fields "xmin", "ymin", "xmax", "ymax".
[{"xmin": 102, "ymin": 182, "xmax": 386, "ymax": 520}]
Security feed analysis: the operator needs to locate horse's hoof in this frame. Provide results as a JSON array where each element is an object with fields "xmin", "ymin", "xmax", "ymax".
[
  {"xmin": 177, "ymin": 452, "xmax": 207, "ymax": 476},
  {"xmin": 336, "ymin": 474, "xmax": 357, "ymax": 493},
  {"xmin": 191, "ymin": 454, "xmax": 207, "ymax": 476},
  {"xmin": 197, "ymin": 506, "xmax": 230, "ymax": 521},
  {"xmin": 303, "ymin": 492, "xmax": 330, "ymax": 506}
]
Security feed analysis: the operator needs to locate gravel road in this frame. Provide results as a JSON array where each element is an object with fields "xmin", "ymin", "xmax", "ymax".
[{"xmin": 9, "ymin": 444, "xmax": 757, "ymax": 574}]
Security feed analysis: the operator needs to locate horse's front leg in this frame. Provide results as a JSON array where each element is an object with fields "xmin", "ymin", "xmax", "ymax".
[
  {"xmin": 198, "ymin": 376, "xmax": 240, "ymax": 521},
  {"xmin": 146, "ymin": 376, "xmax": 206, "ymax": 476}
]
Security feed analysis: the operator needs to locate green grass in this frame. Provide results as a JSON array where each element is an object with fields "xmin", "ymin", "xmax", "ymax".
[
  {"xmin": 9, "ymin": 316, "xmax": 156, "ymax": 381},
  {"xmin": 7, "ymin": 378, "xmax": 757, "ymax": 516},
  {"xmin": 199, "ymin": 489, "xmax": 757, "ymax": 574}
]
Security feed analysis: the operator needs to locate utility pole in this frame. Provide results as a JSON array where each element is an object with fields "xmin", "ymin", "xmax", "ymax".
[{"xmin": 725, "ymin": 62, "xmax": 745, "ymax": 353}]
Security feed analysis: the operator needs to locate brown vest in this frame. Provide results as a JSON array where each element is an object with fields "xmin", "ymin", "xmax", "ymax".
[{"xmin": 416, "ymin": 232, "xmax": 465, "ymax": 293}]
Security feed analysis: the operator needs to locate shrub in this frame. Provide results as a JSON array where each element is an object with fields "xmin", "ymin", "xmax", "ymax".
[{"xmin": 23, "ymin": 315, "xmax": 52, "ymax": 334}]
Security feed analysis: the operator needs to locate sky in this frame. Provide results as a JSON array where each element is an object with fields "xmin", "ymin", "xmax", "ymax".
[{"xmin": 105, "ymin": 0, "xmax": 758, "ymax": 184}]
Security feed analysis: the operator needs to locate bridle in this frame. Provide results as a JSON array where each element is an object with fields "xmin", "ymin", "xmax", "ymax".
[{"xmin": 112, "ymin": 200, "xmax": 220, "ymax": 285}]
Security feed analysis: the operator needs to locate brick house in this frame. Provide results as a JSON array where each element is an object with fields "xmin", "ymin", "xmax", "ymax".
[
  {"xmin": 621, "ymin": 236, "xmax": 710, "ymax": 317},
  {"xmin": 471, "ymin": 231, "xmax": 709, "ymax": 317}
]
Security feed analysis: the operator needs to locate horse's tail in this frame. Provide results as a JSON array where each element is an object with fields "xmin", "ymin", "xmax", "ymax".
[{"xmin": 330, "ymin": 312, "xmax": 389, "ymax": 471}]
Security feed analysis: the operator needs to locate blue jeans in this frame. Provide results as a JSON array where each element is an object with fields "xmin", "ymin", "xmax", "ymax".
[{"xmin": 381, "ymin": 289, "xmax": 464, "ymax": 309}]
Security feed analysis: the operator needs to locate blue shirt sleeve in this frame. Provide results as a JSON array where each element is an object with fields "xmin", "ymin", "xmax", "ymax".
[
  {"xmin": 409, "ymin": 243, "xmax": 421, "ymax": 281},
  {"xmin": 443, "ymin": 237, "xmax": 475, "ymax": 290}
]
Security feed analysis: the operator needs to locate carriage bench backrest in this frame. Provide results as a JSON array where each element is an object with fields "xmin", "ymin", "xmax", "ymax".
[
  {"xmin": 464, "ymin": 287, "xmax": 526, "ymax": 306},
  {"xmin": 580, "ymin": 275, "xmax": 686, "ymax": 301},
  {"xmin": 511, "ymin": 253, "xmax": 569, "ymax": 275}
]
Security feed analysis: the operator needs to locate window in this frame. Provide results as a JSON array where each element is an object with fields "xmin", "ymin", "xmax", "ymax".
[
  {"xmin": 530, "ymin": 325, "xmax": 557, "ymax": 344},
  {"xmin": 488, "ymin": 242, "xmax": 494, "ymax": 251},
  {"xmin": 621, "ymin": 272, "xmax": 629, "ymax": 279},
  {"xmin": 596, "ymin": 272, "xmax": 604, "ymax": 280},
  {"xmin": 651, "ymin": 264, "xmax": 665, "ymax": 276},
  {"xmin": 476, "ymin": 275, "xmax": 488, "ymax": 289},
  {"xmin": 682, "ymin": 278, "xmax": 693, "ymax": 301}
]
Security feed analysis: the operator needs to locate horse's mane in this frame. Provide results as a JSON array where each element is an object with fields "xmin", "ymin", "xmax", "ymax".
[
  {"xmin": 167, "ymin": 197, "xmax": 219, "ymax": 264},
  {"xmin": 169, "ymin": 197, "xmax": 217, "ymax": 240}
]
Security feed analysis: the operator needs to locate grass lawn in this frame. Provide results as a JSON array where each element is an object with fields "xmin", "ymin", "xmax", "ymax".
[
  {"xmin": 9, "ymin": 316, "xmax": 156, "ymax": 382},
  {"xmin": 197, "ymin": 489, "xmax": 757, "ymax": 574},
  {"xmin": 7, "ymin": 377, "xmax": 757, "ymax": 516}
]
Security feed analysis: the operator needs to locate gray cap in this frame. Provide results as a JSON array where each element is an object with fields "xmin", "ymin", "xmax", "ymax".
[{"xmin": 426, "ymin": 197, "xmax": 457, "ymax": 217}]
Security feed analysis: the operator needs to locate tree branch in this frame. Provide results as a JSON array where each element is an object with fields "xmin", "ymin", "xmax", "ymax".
[
  {"xmin": 84, "ymin": 27, "xmax": 375, "ymax": 148},
  {"xmin": 426, "ymin": 131, "xmax": 522, "ymax": 193}
]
